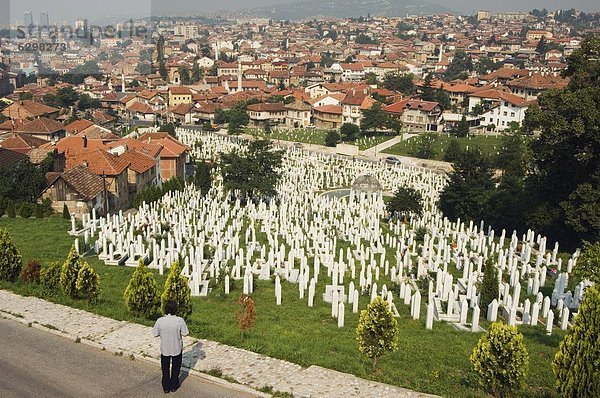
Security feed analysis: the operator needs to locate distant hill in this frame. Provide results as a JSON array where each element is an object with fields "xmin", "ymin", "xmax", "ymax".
[{"xmin": 244, "ymin": 0, "xmax": 452, "ymax": 20}]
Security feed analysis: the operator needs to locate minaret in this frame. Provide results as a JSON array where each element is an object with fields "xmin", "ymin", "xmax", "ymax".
[
  {"xmin": 438, "ymin": 43, "xmax": 443, "ymax": 63},
  {"xmin": 121, "ymin": 71, "xmax": 125, "ymax": 93},
  {"xmin": 237, "ymin": 58, "xmax": 243, "ymax": 93}
]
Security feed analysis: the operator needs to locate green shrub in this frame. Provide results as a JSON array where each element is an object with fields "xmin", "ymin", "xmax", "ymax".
[
  {"xmin": 40, "ymin": 261, "xmax": 62, "ymax": 289},
  {"xmin": 59, "ymin": 246, "xmax": 81, "ymax": 298},
  {"xmin": 62, "ymin": 203, "xmax": 70, "ymax": 219},
  {"xmin": 553, "ymin": 285, "xmax": 600, "ymax": 398},
  {"xmin": 324, "ymin": 130, "xmax": 340, "ymax": 147},
  {"xmin": 7, "ymin": 200, "xmax": 16, "ymax": 218},
  {"xmin": 356, "ymin": 296, "xmax": 398, "ymax": 369},
  {"xmin": 0, "ymin": 197, "xmax": 6, "ymax": 217},
  {"xmin": 161, "ymin": 261, "xmax": 192, "ymax": 318},
  {"xmin": 76, "ymin": 261, "xmax": 101, "ymax": 305},
  {"xmin": 20, "ymin": 260, "xmax": 41, "ymax": 283},
  {"xmin": 124, "ymin": 259, "xmax": 161, "ymax": 319},
  {"xmin": 19, "ymin": 202, "xmax": 34, "ymax": 218},
  {"xmin": 480, "ymin": 259, "xmax": 499, "ymax": 316},
  {"xmin": 471, "ymin": 322, "xmax": 529, "ymax": 398},
  {"xmin": 35, "ymin": 204, "xmax": 44, "ymax": 218},
  {"xmin": 0, "ymin": 227, "xmax": 23, "ymax": 281}
]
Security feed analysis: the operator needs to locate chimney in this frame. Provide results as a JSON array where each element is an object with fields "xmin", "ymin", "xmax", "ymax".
[
  {"xmin": 83, "ymin": 135, "xmax": 88, "ymax": 148},
  {"xmin": 83, "ymin": 160, "xmax": 88, "ymax": 168}
]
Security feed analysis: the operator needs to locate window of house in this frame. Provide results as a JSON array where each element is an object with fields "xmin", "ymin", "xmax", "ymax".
[
  {"xmin": 511, "ymin": 112, "xmax": 515, "ymax": 117},
  {"xmin": 503, "ymin": 111, "xmax": 507, "ymax": 116}
]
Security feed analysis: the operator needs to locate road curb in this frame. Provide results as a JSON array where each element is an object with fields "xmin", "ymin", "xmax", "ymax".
[{"xmin": 0, "ymin": 311, "xmax": 270, "ymax": 398}]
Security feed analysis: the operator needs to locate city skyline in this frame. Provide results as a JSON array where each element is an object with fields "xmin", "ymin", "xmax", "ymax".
[{"xmin": 5, "ymin": 0, "xmax": 600, "ymax": 25}]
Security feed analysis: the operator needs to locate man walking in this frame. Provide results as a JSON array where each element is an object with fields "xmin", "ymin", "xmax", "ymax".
[{"xmin": 153, "ymin": 301, "xmax": 189, "ymax": 393}]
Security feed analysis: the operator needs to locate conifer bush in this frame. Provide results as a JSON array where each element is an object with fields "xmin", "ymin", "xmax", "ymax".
[
  {"xmin": 553, "ymin": 285, "xmax": 600, "ymax": 398},
  {"xmin": 62, "ymin": 203, "xmax": 70, "ymax": 219},
  {"xmin": 59, "ymin": 246, "xmax": 81, "ymax": 298},
  {"xmin": 0, "ymin": 227, "xmax": 22, "ymax": 281},
  {"xmin": 19, "ymin": 202, "xmax": 33, "ymax": 218},
  {"xmin": 20, "ymin": 260, "xmax": 41, "ymax": 283},
  {"xmin": 161, "ymin": 261, "xmax": 192, "ymax": 318},
  {"xmin": 35, "ymin": 204, "xmax": 44, "ymax": 218},
  {"xmin": 236, "ymin": 294, "xmax": 256, "ymax": 337},
  {"xmin": 480, "ymin": 259, "xmax": 499, "ymax": 315},
  {"xmin": 7, "ymin": 200, "xmax": 16, "ymax": 218},
  {"xmin": 40, "ymin": 261, "xmax": 62, "ymax": 289},
  {"xmin": 356, "ymin": 296, "xmax": 398, "ymax": 369},
  {"xmin": 124, "ymin": 259, "xmax": 161, "ymax": 319},
  {"xmin": 76, "ymin": 261, "xmax": 100, "ymax": 305},
  {"xmin": 471, "ymin": 322, "xmax": 529, "ymax": 398}
]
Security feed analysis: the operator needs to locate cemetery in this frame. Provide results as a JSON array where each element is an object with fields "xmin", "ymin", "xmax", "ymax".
[
  {"xmin": 383, "ymin": 133, "xmax": 506, "ymax": 160},
  {"xmin": 246, "ymin": 127, "xmax": 395, "ymax": 150},
  {"xmin": 0, "ymin": 127, "xmax": 592, "ymax": 397}
]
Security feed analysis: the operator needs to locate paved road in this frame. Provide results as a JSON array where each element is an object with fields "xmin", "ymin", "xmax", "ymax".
[{"xmin": 0, "ymin": 318, "xmax": 259, "ymax": 398}]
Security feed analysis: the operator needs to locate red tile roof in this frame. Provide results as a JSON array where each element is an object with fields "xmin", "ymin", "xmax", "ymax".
[
  {"xmin": 247, "ymin": 103, "xmax": 287, "ymax": 112},
  {"xmin": 17, "ymin": 117, "xmax": 65, "ymax": 134},
  {"xmin": 65, "ymin": 119, "xmax": 94, "ymax": 135},
  {"xmin": 384, "ymin": 99, "xmax": 441, "ymax": 114},
  {"xmin": 119, "ymin": 149, "xmax": 156, "ymax": 173},
  {"xmin": 57, "ymin": 165, "xmax": 105, "ymax": 201},
  {"xmin": 0, "ymin": 133, "xmax": 49, "ymax": 154},
  {"xmin": 314, "ymin": 105, "xmax": 343, "ymax": 115},
  {"xmin": 65, "ymin": 148, "xmax": 129, "ymax": 176}
]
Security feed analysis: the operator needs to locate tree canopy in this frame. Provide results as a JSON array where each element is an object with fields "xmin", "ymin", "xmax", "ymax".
[
  {"xmin": 219, "ymin": 139, "xmax": 284, "ymax": 201},
  {"xmin": 522, "ymin": 34, "xmax": 600, "ymax": 246}
]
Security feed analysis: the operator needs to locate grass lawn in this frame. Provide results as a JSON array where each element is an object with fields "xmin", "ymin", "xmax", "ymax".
[
  {"xmin": 383, "ymin": 134, "xmax": 506, "ymax": 161},
  {"xmin": 0, "ymin": 217, "xmax": 563, "ymax": 398},
  {"xmin": 246, "ymin": 128, "xmax": 330, "ymax": 146},
  {"xmin": 246, "ymin": 128, "xmax": 396, "ymax": 150}
]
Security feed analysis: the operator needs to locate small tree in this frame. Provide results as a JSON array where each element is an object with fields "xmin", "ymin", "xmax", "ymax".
[
  {"xmin": 161, "ymin": 261, "xmax": 192, "ymax": 318},
  {"xmin": 40, "ymin": 261, "xmax": 62, "ymax": 289},
  {"xmin": 386, "ymin": 186, "xmax": 423, "ymax": 221},
  {"xmin": 470, "ymin": 322, "xmax": 529, "ymax": 398},
  {"xmin": 356, "ymin": 296, "xmax": 398, "ymax": 369},
  {"xmin": 59, "ymin": 245, "xmax": 82, "ymax": 298},
  {"xmin": 236, "ymin": 294, "xmax": 257, "ymax": 338},
  {"xmin": 324, "ymin": 130, "xmax": 340, "ymax": 147},
  {"xmin": 412, "ymin": 133, "xmax": 437, "ymax": 159},
  {"xmin": 340, "ymin": 123, "xmax": 361, "ymax": 142},
  {"xmin": 479, "ymin": 259, "xmax": 499, "ymax": 315},
  {"xmin": 124, "ymin": 259, "xmax": 161, "ymax": 319},
  {"xmin": 572, "ymin": 241, "xmax": 600, "ymax": 284},
  {"xmin": 0, "ymin": 227, "xmax": 23, "ymax": 282},
  {"xmin": 20, "ymin": 260, "xmax": 41, "ymax": 283},
  {"xmin": 553, "ymin": 284, "xmax": 600, "ymax": 398},
  {"xmin": 76, "ymin": 261, "xmax": 101, "ymax": 305},
  {"xmin": 194, "ymin": 161, "xmax": 212, "ymax": 196},
  {"xmin": 7, "ymin": 200, "xmax": 16, "ymax": 218},
  {"xmin": 453, "ymin": 115, "xmax": 470, "ymax": 138},
  {"xmin": 443, "ymin": 139, "xmax": 462, "ymax": 162},
  {"xmin": 35, "ymin": 204, "xmax": 44, "ymax": 218},
  {"xmin": 19, "ymin": 202, "xmax": 33, "ymax": 218},
  {"xmin": 63, "ymin": 203, "xmax": 70, "ymax": 219}
]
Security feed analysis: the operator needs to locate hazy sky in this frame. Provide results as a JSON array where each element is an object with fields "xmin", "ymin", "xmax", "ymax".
[{"xmin": 4, "ymin": 0, "xmax": 600, "ymax": 24}]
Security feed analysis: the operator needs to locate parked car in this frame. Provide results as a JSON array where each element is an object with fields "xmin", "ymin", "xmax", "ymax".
[
  {"xmin": 385, "ymin": 156, "xmax": 401, "ymax": 165},
  {"xmin": 293, "ymin": 142, "xmax": 303, "ymax": 149}
]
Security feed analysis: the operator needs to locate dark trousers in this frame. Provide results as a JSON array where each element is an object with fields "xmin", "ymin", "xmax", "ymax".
[{"xmin": 161, "ymin": 353, "xmax": 182, "ymax": 392}]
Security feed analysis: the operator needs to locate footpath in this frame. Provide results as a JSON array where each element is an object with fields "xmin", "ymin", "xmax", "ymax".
[{"xmin": 0, "ymin": 290, "xmax": 437, "ymax": 398}]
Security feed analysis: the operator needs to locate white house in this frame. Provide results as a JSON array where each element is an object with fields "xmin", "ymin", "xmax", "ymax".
[
  {"xmin": 468, "ymin": 89, "xmax": 531, "ymax": 131},
  {"xmin": 197, "ymin": 57, "xmax": 215, "ymax": 69}
]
